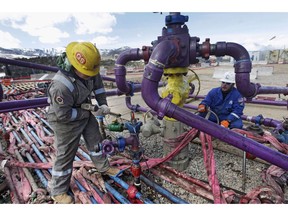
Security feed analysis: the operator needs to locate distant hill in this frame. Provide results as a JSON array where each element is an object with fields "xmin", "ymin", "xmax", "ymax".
[
  {"xmin": 0, "ymin": 46, "xmax": 135, "ymax": 78},
  {"xmin": 0, "ymin": 46, "xmax": 131, "ymax": 60},
  {"xmin": 100, "ymin": 46, "xmax": 130, "ymax": 58}
]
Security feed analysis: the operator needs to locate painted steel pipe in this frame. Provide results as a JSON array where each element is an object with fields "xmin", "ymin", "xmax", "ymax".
[
  {"xmin": 242, "ymin": 115, "xmax": 284, "ymax": 132},
  {"xmin": 183, "ymin": 104, "xmax": 285, "ymax": 132},
  {"xmin": 114, "ymin": 48, "xmax": 145, "ymax": 95},
  {"xmin": 0, "ymin": 98, "xmax": 48, "ymax": 113},
  {"xmin": 0, "ymin": 57, "xmax": 58, "ymax": 72},
  {"xmin": 104, "ymin": 182, "xmax": 131, "ymax": 204},
  {"xmin": 31, "ymin": 111, "xmax": 53, "ymax": 131},
  {"xmin": 9, "ymin": 127, "xmax": 48, "ymax": 187},
  {"xmin": 109, "ymin": 175, "xmax": 154, "ymax": 204},
  {"xmin": 74, "ymin": 179, "xmax": 97, "ymax": 204},
  {"xmin": 25, "ymin": 153, "xmax": 48, "ymax": 187},
  {"xmin": 190, "ymin": 94, "xmax": 288, "ymax": 107},
  {"xmin": 211, "ymin": 42, "xmax": 288, "ymax": 98},
  {"xmin": 140, "ymin": 174, "xmax": 189, "ymax": 204}
]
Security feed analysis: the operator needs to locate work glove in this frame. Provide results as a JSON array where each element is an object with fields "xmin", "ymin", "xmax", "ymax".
[
  {"xmin": 220, "ymin": 120, "xmax": 230, "ymax": 128},
  {"xmin": 197, "ymin": 104, "xmax": 207, "ymax": 113},
  {"xmin": 98, "ymin": 104, "xmax": 111, "ymax": 115},
  {"xmin": 81, "ymin": 103, "xmax": 99, "ymax": 112}
]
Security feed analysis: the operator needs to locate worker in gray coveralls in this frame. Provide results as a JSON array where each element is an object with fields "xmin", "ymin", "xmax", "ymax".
[{"xmin": 47, "ymin": 41, "xmax": 120, "ymax": 204}]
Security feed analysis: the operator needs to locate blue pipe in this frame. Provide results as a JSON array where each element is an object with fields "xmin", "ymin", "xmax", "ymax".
[
  {"xmin": 31, "ymin": 111, "xmax": 53, "ymax": 131},
  {"xmin": 74, "ymin": 149, "xmax": 130, "ymax": 204},
  {"xmin": 104, "ymin": 182, "xmax": 131, "ymax": 204},
  {"xmin": 27, "ymin": 125, "xmax": 45, "ymax": 146},
  {"xmin": 74, "ymin": 179, "xmax": 97, "ymax": 204},
  {"xmin": 77, "ymin": 147, "xmax": 90, "ymax": 160},
  {"xmin": 140, "ymin": 174, "xmax": 189, "ymax": 204},
  {"xmin": 25, "ymin": 153, "xmax": 48, "ymax": 187},
  {"xmin": 109, "ymin": 175, "xmax": 154, "ymax": 204},
  {"xmin": 10, "ymin": 126, "xmax": 48, "ymax": 187},
  {"xmin": 77, "ymin": 145, "xmax": 154, "ymax": 204}
]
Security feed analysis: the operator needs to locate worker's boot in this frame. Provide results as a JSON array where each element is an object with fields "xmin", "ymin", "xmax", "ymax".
[
  {"xmin": 52, "ymin": 193, "xmax": 74, "ymax": 204},
  {"xmin": 103, "ymin": 167, "xmax": 121, "ymax": 176}
]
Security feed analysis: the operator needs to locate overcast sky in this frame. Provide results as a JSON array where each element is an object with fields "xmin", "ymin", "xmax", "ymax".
[{"xmin": 1, "ymin": 0, "xmax": 288, "ymax": 51}]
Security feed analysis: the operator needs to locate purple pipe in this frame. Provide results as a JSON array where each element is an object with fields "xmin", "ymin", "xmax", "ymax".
[
  {"xmin": 0, "ymin": 98, "xmax": 48, "ymax": 113},
  {"xmin": 102, "ymin": 76, "xmax": 116, "ymax": 82},
  {"xmin": 0, "ymin": 57, "xmax": 58, "ymax": 72},
  {"xmin": 184, "ymin": 102, "xmax": 285, "ymax": 133},
  {"xmin": 125, "ymin": 96, "xmax": 157, "ymax": 115},
  {"xmin": 105, "ymin": 84, "xmax": 141, "ymax": 97},
  {"xmin": 190, "ymin": 94, "xmax": 288, "ymax": 108},
  {"xmin": 114, "ymin": 49, "xmax": 145, "ymax": 95},
  {"xmin": 212, "ymin": 42, "xmax": 288, "ymax": 98},
  {"xmin": 245, "ymin": 98, "xmax": 288, "ymax": 107},
  {"xmin": 184, "ymin": 103, "xmax": 284, "ymax": 132},
  {"xmin": 0, "ymin": 85, "xmax": 142, "ymax": 113},
  {"xmin": 141, "ymin": 42, "xmax": 288, "ymax": 170},
  {"xmin": 242, "ymin": 115, "xmax": 284, "ymax": 132}
]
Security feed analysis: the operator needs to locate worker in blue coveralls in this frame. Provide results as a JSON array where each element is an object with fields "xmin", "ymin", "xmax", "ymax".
[{"xmin": 197, "ymin": 72, "xmax": 245, "ymax": 129}]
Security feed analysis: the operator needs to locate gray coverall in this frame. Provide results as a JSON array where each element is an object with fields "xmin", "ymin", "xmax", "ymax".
[{"xmin": 47, "ymin": 70, "xmax": 110, "ymax": 196}]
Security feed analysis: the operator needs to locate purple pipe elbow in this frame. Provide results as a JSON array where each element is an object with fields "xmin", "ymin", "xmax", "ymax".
[
  {"xmin": 141, "ymin": 40, "xmax": 178, "ymax": 116},
  {"xmin": 114, "ymin": 49, "xmax": 144, "ymax": 94},
  {"xmin": 125, "ymin": 96, "xmax": 157, "ymax": 115},
  {"xmin": 213, "ymin": 42, "xmax": 288, "ymax": 98},
  {"xmin": 217, "ymin": 42, "xmax": 258, "ymax": 98}
]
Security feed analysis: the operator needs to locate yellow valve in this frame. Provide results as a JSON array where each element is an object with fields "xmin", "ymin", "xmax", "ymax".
[{"xmin": 161, "ymin": 68, "xmax": 190, "ymax": 121}]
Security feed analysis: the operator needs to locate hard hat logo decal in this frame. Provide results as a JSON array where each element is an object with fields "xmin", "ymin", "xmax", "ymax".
[{"xmin": 75, "ymin": 52, "xmax": 86, "ymax": 65}]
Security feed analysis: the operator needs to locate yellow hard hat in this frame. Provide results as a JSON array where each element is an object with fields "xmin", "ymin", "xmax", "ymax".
[{"xmin": 66, "ymin": 42, "xmax": 101, "ymax": 77}]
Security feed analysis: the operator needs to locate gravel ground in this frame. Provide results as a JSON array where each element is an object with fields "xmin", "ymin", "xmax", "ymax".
[{"xmin": 137, "ymin": 129, "xmax": 288, "ymax": 204}]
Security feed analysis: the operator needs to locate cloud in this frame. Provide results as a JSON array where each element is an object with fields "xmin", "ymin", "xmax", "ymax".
[
  {"xmin": 91, "ymin": 35, "xmax": 119, "ymax": 48},
  {"xmin": 0, "ymin": 13, "xmax": 117, "ymax": 48},
  {"xmin": 73, "ymin": 13, "xmax": 117, "ymax": 35},
  {"xmin": 0, "ymin": 30, "xmax": 21, "ymax": 48},
  {"xmin": 0, "ymin": 13, "xmax": 71, "ymax": 45}
]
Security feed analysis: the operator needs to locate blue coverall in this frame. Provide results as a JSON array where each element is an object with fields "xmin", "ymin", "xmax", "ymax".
[{"xmin": 199, "ymin": 87, "xmax": 245, "ymax": 129}]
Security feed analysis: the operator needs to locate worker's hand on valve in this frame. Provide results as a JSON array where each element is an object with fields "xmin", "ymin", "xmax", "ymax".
[
  {"xmin": 197, "ymin": 104, "xmax": 207, "ymax": 113},
  {"xmin": 220, "ymin": 120, "xmax": 230, "ymax": 128},
  {"xmin": 99, "ymin": 105, "xmax": 110, "ymax": 115}
]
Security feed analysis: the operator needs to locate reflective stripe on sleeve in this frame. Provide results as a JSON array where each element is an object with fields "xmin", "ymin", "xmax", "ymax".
[
  {"xmin": 53, "ymin": 74, "xmax": 74, "ymax": 92},
  {"xmin": 94, "ymin": 88, "xmax": 105, "ymax": 95},
  {"xmin": 52, "ymin": 168, "xmax": 72, "ymax": 177},
  {"xmin": 70, "ymin": 108, "xmax": 77, "ymax": 121},
  {"xmin": 231, "ymin": 112, "xmax": 240, "ymax": 119}
]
